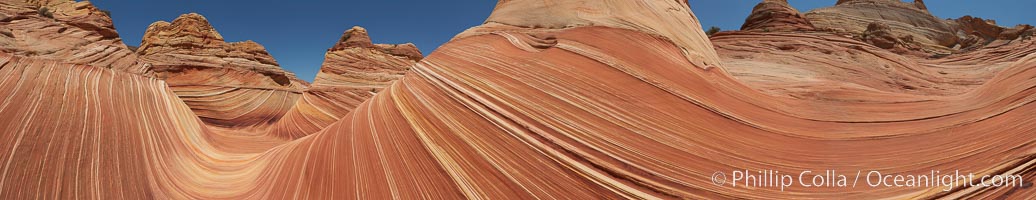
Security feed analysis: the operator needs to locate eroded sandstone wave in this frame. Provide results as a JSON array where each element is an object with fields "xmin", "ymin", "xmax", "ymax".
[{"xmin": 2, "ymin": 0, "xmax": 1036, "ymax": 199}]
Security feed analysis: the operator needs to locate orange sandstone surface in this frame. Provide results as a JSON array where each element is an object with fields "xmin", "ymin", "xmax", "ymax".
[
  {"xmin": 137, "ymin": 13, "xmax": 308, "ymax": 129},
  {"xmin": 0, "ymin": 0, "xmax": 147, "ymax": 75},
  {"xmin": 2, "ymin": 0, "xmax": 1036, "ymax": 199},
  {"xmin": 269, "ymin": 26, "xmax": 423, "ymax": 139}
]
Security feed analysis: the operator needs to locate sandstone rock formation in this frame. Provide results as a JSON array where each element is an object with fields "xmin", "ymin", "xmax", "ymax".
[
  {"xmin": 861, "ymin": 22, "xmax": 898, "ymax": 49},
  {"xmin": 0, "ymin": 54, "xmax": 202, "ymax": 199},
  {"xmin": 804, "ymin": 0, "xmax": 958, "ymax": 53},
  {"xmin": 0, "ymin": 0, "xmax": 147, "ymax": 75},
  {"xmin": 803, "ymin": 0, "xmax": 1036, "ymax": 55},
  {"xmin": 950, "ymin": 15, "xmax": 1035, "ymax": 51},
  {"xmin": 733, "ymin": 0, "xmax": 1036, "ymax": 58},
  {"xmin": 740, "ymin": 0, "xmax": 815, "ymax": 32},
  {"xmin": 858, "ymin": 21, "xmax": 925, "ymax": 53},
  {"xmin": 312, "ymin": 26, "xmax": 422, "ymax": 88},
  {"xmin": 270, "ymin": 26, "xmax": 422, "ymax": 138},
  {"xmin": 722, "ymin": 0, "xmax": 1036, "ymax": 101},
  {"xmin": 458, "ymin": 0, "xmax": 722, "ymax": 68},
  {"xmin": 137, "ymin": 13, "xmax": 307, "ymax": 128},
  {"xmin": 4, "ymin": 0, "xmax": 1036, "ymax": 199}
]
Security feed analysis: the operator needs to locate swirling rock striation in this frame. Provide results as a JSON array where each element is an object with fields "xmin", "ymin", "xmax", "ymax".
[
  {"xmin": 741, "ymin": 0, "xmax": 815, "ymax": 32},
  {"xmin": 458, "ymin": 0, "xmax": 722, "ymax": 69},
  {"xmin": 270, "ymin": 26, "xmax": 423, "ymax": 138},
  {"xmin": 0, "ymin": 0, "xmax": 147, "ymax": 75},
  {"xmin": 804, "ymin": 0, "xmax": 1036, "ymax": 54},
  {"xmin": 137, "ymin": 13, "xmax": 307, "ymax": 128},
  {"xmin": 313, "ymin": 26, "xmax": 422, "ymax": 88},
  {"xmin": 2, "ymin": 0, "xmax": 1036, "ymax": 199}
]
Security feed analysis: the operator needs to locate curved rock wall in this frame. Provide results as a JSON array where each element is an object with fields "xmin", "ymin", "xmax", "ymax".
[
  {"xmin": 2, "ymin": 0, "xmax": 1036, "ymax": 199},
  {"xmin": 137, "ymin": 13, "xmax": 306, "ymax": 128},
  {"xmin": 269, "ymin": 26, "xmax": 423, "ymax": 139},
  {"xmin": 0, "ymin": 0, "xmax": 147, "ymax": 75}
]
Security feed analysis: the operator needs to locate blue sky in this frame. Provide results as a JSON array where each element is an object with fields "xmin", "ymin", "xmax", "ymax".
[{"xmin": 91, "ymin": 0, "xmax": 1035, "ymax": 82}]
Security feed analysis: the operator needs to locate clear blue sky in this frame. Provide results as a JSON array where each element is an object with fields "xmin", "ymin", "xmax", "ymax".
[{"xmin": 91, "ymin": 0, "xmax": 1034, "ymax": 82}]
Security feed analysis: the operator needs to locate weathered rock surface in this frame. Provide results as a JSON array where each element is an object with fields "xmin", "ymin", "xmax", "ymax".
[
  {"xmin": 721, "ymin": 0, "xmax": 1036, "ymax": 102},
  {"xmin": 741, "ymin": 0, "xmax": 815, "ymax": 32},
  {"xmin": 858, "ymin": 21, "xmax": 926, "ymax": 53},
  {"xmin": 802, "ymin": 0, "xmax": 1036, "ymax": 55},
  {"xmin": 270, "ymin": 26, "xmax": 422, "ymax": 138},
  {"xmin": 312, "ymin": 26, "xmax": 422, "ymax": 88},
  {"xmin": 950, "ymin": 16, "xmax": 1035, "ymax": 51},
  {"xmin": 4, "ymin": 0, "xmax": 1036, "ymax": 199},
  {"xmin": 138, "ymin": 13, "xmax": 305, "ymax": 87},
  {"xmin": 0, "ymin": 0, "xmax": 147, "ymax": 74},
  {"xmin": 458, "ymin": 0, "xmax": 722, "ymax": 68},
  {"xmin": 804, "ymin": 0, "xmax": 959, "ymax": 53},
  {"xmin": 138, "ymin": 13, "xmax": 306, "ymax": 128}
]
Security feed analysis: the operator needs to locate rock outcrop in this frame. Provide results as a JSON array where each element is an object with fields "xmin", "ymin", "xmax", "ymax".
[
  {"xmin": 312, "ymin": 26, "xmax": 422, "ymax": 88},
  {"xmin": 138, "ymin": 13, "xmax": 305, "ymax": 88},
  {"xmin": 949, "ymin": 15, "xmax": 1035, "ymax": 51},
  {"xmin": 805, "ymin": 0, "xmax": 958, "ymax": 53},
  {"xmin": 0, "ymin": 0, "xmax": 147, "ymax": 74},
  {"xmin": 458, "ymin": 0, "xmax": 722, "ymax": 69},
  {"xmin": 736, "ymin": 0, "xmax": 1036, "ymax": 55},
  {"xmin": 6, "ymin": 0, "xmax": 1036, "ymax": 199},
  {"xmin": 137, "ymin": 13, "xmax": 306, "ymax": 128},
  {"xmin": 859, "ymin": 21, "xmax": 925, "ymax": 52},
  {"xmin": 740, "ymin": 0, "xmax": 815, "ymax": 32},
  {"xmin": 269, "ymin": 26, "xmax": 422, "ymax": 138},
  {"xmin": 861, "ymin": 22, "xmax": 897, "ymax": 49},
  {"xmin": 722, "ymin": 0, "xmax": 1036, "ymax": 101}
]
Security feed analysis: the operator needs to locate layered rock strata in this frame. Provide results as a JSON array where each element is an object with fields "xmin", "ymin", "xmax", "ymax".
[
  {"xmin": 269, "ymin": 26, "xmax": 422, "ymax": 138},
  {"xmin": 0, "ymin": 0, "xmax": 147, "ymax": 75},
  {"xmin": 3, "ymin": 0, "xmax": 1036, "ymax": 199},
  {"xmin": 137, "ymin": 13, "xmax": 306, "ymax": 128},
  {"xmin": 741, "ymin": 0, "xmax": 815, "ymax": 32},
  {"xmin": 804, "ymin": 0, "xmax": 1036, "ymax": 54}
]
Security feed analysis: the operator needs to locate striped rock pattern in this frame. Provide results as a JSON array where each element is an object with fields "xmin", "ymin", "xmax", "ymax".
[
  {"xmin": 712, "ymin": 31, "xmax": 982, "ymax": 99},
  {"xmin": 1, "ymin": 0, "xmax": 1036, "ymax": 199},
  {"xmin": 0, "ymin": 0, "xmax": 148, "ymax": 75},
  {"xmin": 0, "ymin": 54, "xmax": 212, "ymax": 199},
  {"xmin": 805, "ymin": 0, "xmax": 958, "ymax": 53},
  {"xmin": 137, "ymin": 13, "xmax": 307, "ymax": 129},
  {"xmin": 740, "ymin": 0, "xmax": 815, "ymax": 32},
  {"xmin": 268, "ymin": 26, "xmax": 423, "ymax": 139},
  {"xmin": 804, "ymin": 0, "xmax": 1035, "ymax": 55}
]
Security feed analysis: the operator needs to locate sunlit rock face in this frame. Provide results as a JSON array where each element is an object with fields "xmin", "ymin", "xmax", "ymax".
[
  {"xmin": 269, "ymin": 26, "xmax": 423, "ymax": 139},
  {"xmin": 805, "ymin": 0, "xmax": 959, "ymax": 53},
  {"xmin": 313, "ymin": 26, "xmax": 422, "ymax": 89},
  {"xmin": 137, "ymin": 13, "xmax": 307, "ymax": 128},
  {"xmin": 715, "ymin": 3, "xmax": 1036, "ymax": 197},
  {"xmin": 459, "ymin": 0, "xmax": 723, "ymax": 69},
  {"xmin": 0, "ymin": 0, "xmax": 147, "ymax": 75},
  {"xmin": 949, "ymin": 15, "xmax": 1035, "ymax": 51},
  {"xmin": 804, "ymin": 0, "xmax": 1036, "ymax": 55},
  {"xmin": 719, "ymin": 0, "xmax": 1036, "ymax": 99},
  {"xmin": 741, "ymin": 0, "xmax": 815, "ymax": 32},
  {"xmin": 3, "ymin": 0, "xmax": 1036, "ymax": 199}
]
